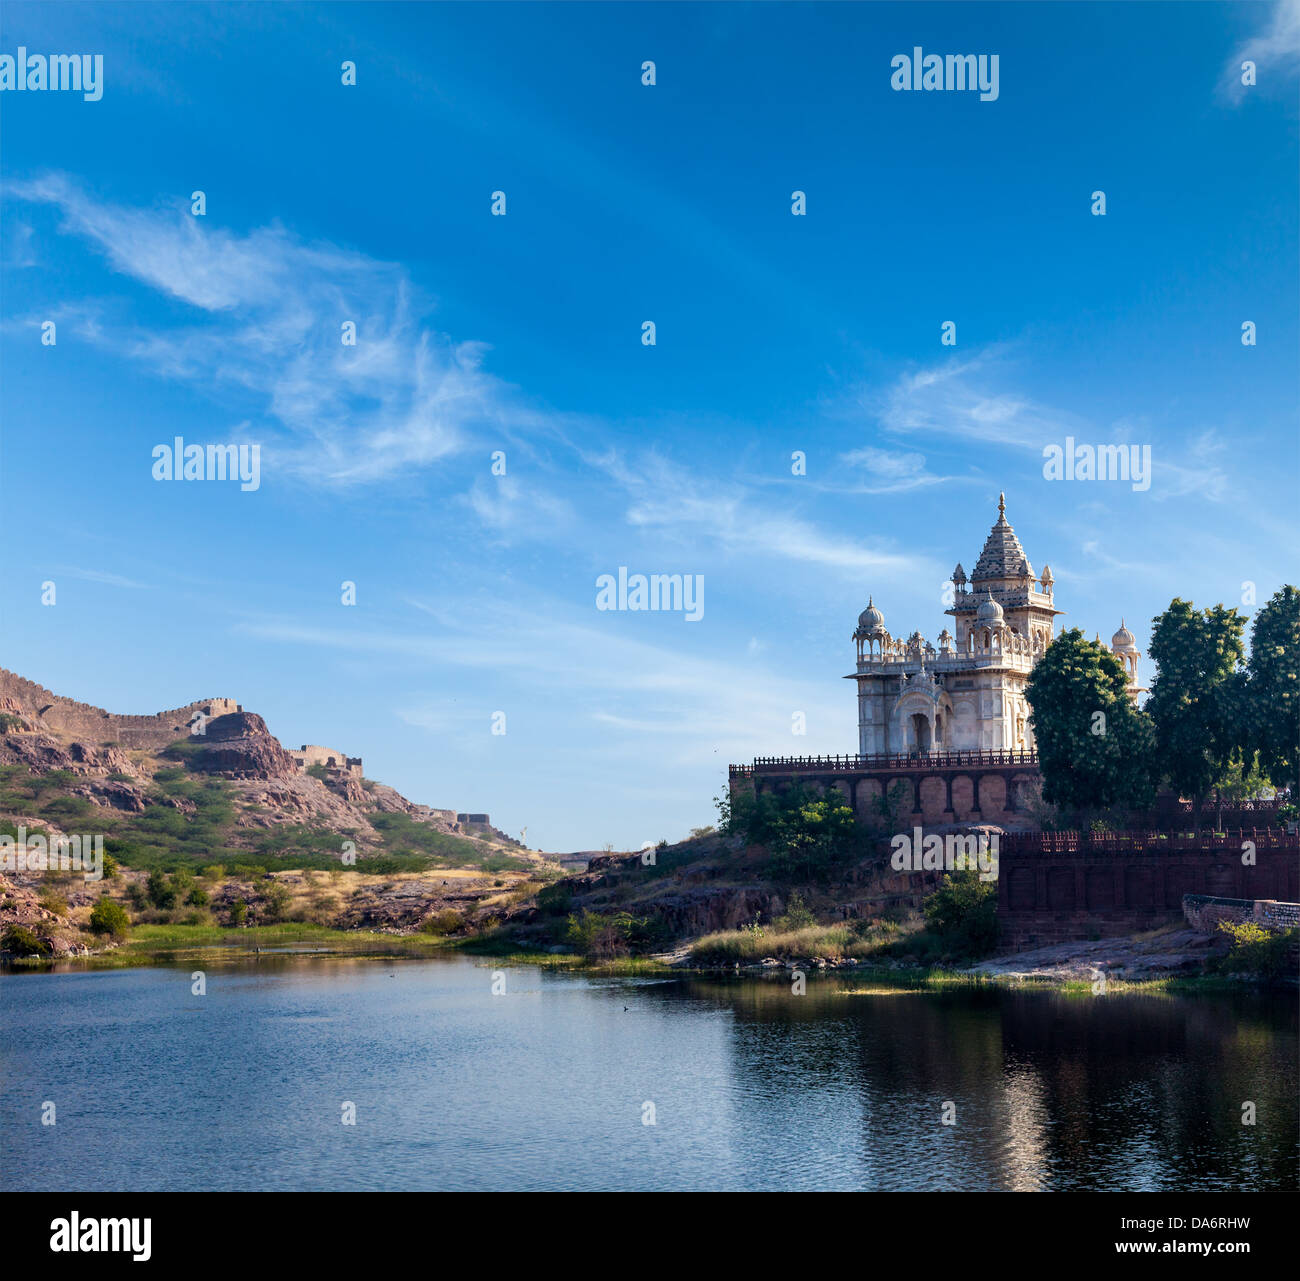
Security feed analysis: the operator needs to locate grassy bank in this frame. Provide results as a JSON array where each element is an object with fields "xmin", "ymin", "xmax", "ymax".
[{"xmin": 2, "ymin": 928, "xmax": 1281, "ymax": 993}]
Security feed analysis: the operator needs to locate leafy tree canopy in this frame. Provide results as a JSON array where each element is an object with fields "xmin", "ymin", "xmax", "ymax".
[{"xmin": 1025, "ymin": 628, "xmax": 1158, "ymax": 815}]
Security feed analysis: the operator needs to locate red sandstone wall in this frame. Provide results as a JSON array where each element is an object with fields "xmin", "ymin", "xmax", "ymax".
[{"xmin": 996, "ymin": 844, "xmax": 1300, "ymax": 947}]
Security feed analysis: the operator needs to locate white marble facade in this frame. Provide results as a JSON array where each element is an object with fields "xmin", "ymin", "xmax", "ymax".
[{"xmin": 848, "ymin": 495, "xmax": 1139, "ymax": 756}]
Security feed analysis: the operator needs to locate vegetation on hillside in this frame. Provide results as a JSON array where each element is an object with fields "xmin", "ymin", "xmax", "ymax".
[
  {"xmin": 0, "ymin": 757, "xmax": 521, "ymax": 875},
  {"xmin": 716, "ymin": 784, "xmax": 869, "ymax": 877}
]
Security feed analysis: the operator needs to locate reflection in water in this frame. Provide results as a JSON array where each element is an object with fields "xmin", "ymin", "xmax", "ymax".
[{"xmin": 0, "ymin": 958, "xmax": 1294, "ymax": 1191}]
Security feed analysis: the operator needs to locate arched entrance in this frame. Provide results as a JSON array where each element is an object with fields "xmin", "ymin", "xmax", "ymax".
[{"xmin": 909, "ymin": 713, "xmax": 931, "ymax": 753}]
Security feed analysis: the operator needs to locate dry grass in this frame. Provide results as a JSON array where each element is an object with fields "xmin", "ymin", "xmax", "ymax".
[{"xmin": 690, "ymin": 920, "xmax": 905, "ymax": 963}]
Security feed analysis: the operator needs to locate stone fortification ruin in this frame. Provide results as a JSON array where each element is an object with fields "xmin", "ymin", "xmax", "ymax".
[
  {"xmin": 0, "ymin": 666, "xmax": 361, "ymax": 782},
  {"xmin": 0, "ymin": 666, "xmax": 241, "ymax": 750},
  {"xmin": 289, "ymin": 744, "xmax": 364, "ymax": 778},
  {"xmin": 0, "ymin": 665, "xmax": 517, "ymax": 839}
]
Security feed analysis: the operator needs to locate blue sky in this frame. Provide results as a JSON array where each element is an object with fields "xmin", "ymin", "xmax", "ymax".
[{"xmin": 2, "ymin": 1, "xmax": 1297, "ymax": 850}]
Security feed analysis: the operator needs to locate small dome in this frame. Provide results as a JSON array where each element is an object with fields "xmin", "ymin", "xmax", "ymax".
[
  {"xmin": 1041, "ymin": 564, "xmax": 1054, "ymax": 583},
  {"xmin": 857, "ymin": 596, "xmax": 885, "ymax": 631},
  {"xmin": 976, "ymin": 591, "xmax": 1004, "ymax": 624},
  {"xmin": 1112, "ymin": 619, "xmax": 1137, "ymax": 651},
  {"xmin": 952, "ymin": 562, "xmax": 967, "ymax": 585}
]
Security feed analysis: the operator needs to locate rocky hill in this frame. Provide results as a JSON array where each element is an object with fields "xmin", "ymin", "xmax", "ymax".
[{"xmin": 0, "ymin": 666, "xmax": 535, "ymax": 867}]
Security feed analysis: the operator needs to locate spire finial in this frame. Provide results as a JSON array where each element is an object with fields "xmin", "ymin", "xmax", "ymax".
[{"xmin": 998, "ymin": 491, "xmax": 1006, "ymax": 518}]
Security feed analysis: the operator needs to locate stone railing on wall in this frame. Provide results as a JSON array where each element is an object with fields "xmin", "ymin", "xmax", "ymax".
[
  {"xmin": 731, "ymin": 749, "xmax": 1038, "ymax": 777},
  {"xmin": 998, "ymin": 829, "xmax": 1298, "ymax": 855},
  {"xmin": 1183, "ymin": 894, "xmax": 1300, "ymax": 933}
]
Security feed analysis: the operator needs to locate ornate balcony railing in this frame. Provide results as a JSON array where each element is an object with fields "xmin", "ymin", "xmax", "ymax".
[
  {"xmin": 729, "ymin": 749, "xmax": 1039, "ymax": 776},
  {"xmin": 997, "ymin": 829, "xmax": 1299, "ymax": 854}
]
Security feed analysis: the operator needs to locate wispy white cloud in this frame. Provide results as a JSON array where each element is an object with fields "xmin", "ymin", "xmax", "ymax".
[
  {"xmin": 836, "ymin": 445, "xmax": 965, "ymax": 494},
  {"xmin": 876, "ymin": 349, "xmax": 1085, "ymax": 449},
  {"xmin": 9, "ymin": 173, "xmax": 533, "ymax": 486},
  {"xmin": 57, "ymin": 567, "xmax": 151, "ymax": 589},
  {"xmin": 460, "ymin": 474, "xmax": 574, "ymax": 535},
  {"xmin": 1223, "ymin": 0, "xmax": 1300, "ymax": 101},
  {"xmin": 593, "ymin": 452, "xmax": 927, "ymax": 576},
  {"xmin": 873, "ymin": 350, "xmax": 1230, "ymax": 502},
  {"xmin": 1150, "ymin": 430, "xmax": 1231, "ymax": 503},
  {"xmin": 3, "ymin": 219, "xmax": 38, "ymax": 268}
]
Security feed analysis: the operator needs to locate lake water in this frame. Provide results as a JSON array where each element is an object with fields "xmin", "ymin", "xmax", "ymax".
[{"xmin": 1, "ymin": 956, "xmax": 1295, "ymax": 1191}]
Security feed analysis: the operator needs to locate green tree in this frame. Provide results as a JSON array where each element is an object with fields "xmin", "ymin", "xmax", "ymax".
[
  {"xmin": 262, "ymin": 881, "xmax": 292, "ymax": 922},
  {"xmin": 922, "ymin": 870, "xmax": 999, "ymax": 958},
  {"xmin": 2, "ymin": 925, "xmax": 50, "ymax": 956},
  {"xmin": 1246, "ymin": 585, "xmax": 1299, "ymax": 791},
  {"xmin": 145, "ymin": 868, "xmax": 177, "ymax": 909},
  {"xmin": 1024, "ymin": 629, "xmax": 1158, "ymax": 820},
  {"xmin": 1147, "ymin": 599, "xmax": 1248, "ymax": 829},
  {"xmin": 1208, "ymin": 752, "xmax": 1271, "ymax": 831},
  {"xmin": 565, "ymin": 909, "xmax": 642, "ymax": 959},
  {"xmin": 89, "ymin": 897, "xmax": 130, "ymax": 939},
  {"xmin": 770, "ymin": 795, "xmax": 861, "ymax": 879}
]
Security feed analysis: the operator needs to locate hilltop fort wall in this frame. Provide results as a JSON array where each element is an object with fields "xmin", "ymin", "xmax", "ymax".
[
  {"xmin": 289, "ymin": 744, "xmax": 364, "ymax": 778},
  {"xmin": 0, "ymin": 666, "xmax": 240, "ymax": 751}
]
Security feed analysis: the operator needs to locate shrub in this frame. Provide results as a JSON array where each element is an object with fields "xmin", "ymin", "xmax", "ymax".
[
  {"xmin": 89, "ymin": 897, "xmax": 130, "ymax": 939},
  {"xmin": 2, "ymin": 925, "xmax": 50, "ymax": 956},
  {"xmin": 420, "ymin": 909, "xmax": 464, "ymax": 935},
  {"xmin": 564, "ymin": 909, "xmax": 664, "ymax": 959},
  {"xmin": 200, "ymin": 864, "xmax": 226, "ymax": 881},
  {"xmin": 777, "ymin": 890, "xmax": 816, "ymax": 931},
  {"xmin": 922, "ymin": 869, "xmax": 999, "ymax": 958},
  {"xmin": 187, "ymin": 885, "xmax": 210, "ymax": 907},
  {"xmin": 146, "ymin": 868, "xmax": 176, "ymax": 909},
  {"xmin": 535, "ymin": 883, "xmax": 572, "ymax": 916},
  {"xmin": 1217, "ymin": 921, "xmax": 1296, "ymax": 979},
  {"xmin": 262, "ymin": 881, "xmax": 292, "ymax": 922},
  {"xmin": 228, "ymin": 899, "xmax": 248, "ymax": 926}
]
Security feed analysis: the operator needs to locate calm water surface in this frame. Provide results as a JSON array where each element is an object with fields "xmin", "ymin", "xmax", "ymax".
[{"xmin": 1, "ymin": 956, "xmax": 1295, "ymax": 1191}]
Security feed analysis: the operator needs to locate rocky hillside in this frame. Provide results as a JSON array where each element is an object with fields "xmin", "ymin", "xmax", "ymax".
[
  {"xmin": 0, "ymin": 670, "xmax": 536, "ymax": 869},
  {"xmin": 492, "ymin": 830, "xmax": 953, "ymax": 959}
]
